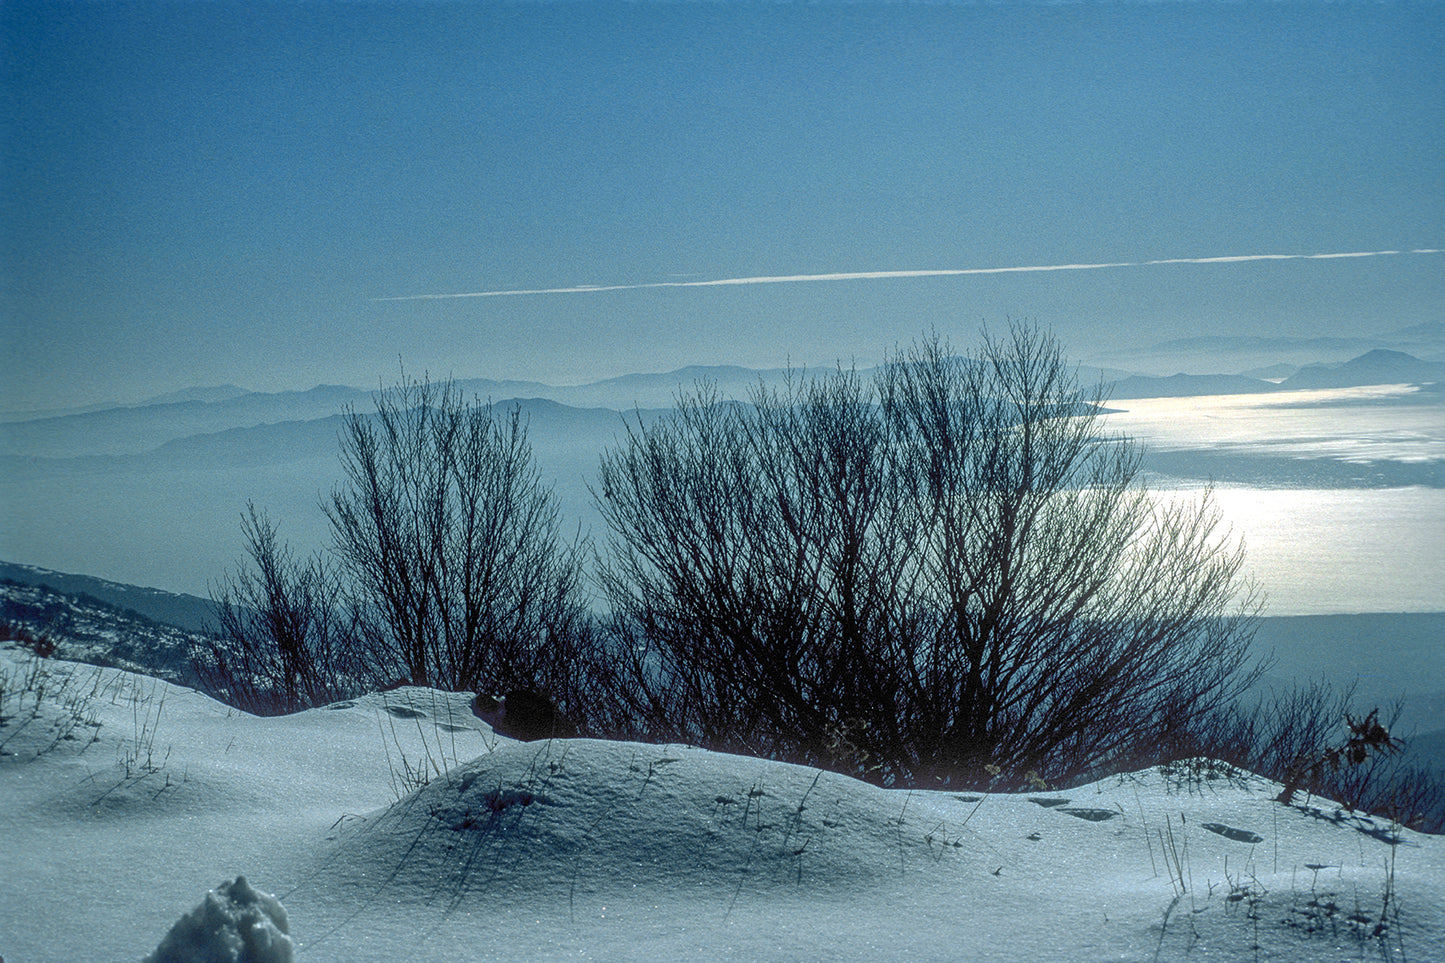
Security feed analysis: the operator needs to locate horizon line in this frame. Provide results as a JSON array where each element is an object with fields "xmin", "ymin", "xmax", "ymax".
[{"xmin": 373, "ymin": 248, "xmax": 1444, "ymax": 301}]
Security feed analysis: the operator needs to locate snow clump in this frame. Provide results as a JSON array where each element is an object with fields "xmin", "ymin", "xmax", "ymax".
[{"xmin": 143, "ymin": 876, "xmax": 294, "ymax": 963}]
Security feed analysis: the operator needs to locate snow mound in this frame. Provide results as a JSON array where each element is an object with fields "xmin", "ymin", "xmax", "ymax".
[
  {"xmin": 144, "ymin": 876, "xmax": 294, "ymax": 963},
  {"xmin": 315, "ymin": 737, "xmax": 986, "ymax": 907}
]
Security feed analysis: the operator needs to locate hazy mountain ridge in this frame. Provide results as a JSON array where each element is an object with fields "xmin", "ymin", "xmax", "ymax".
[
  {"xmin": 561, "ymin": 364, "xmax": 796, "ymax": 409},
  {"xmin": 0, "ymin": 401, "xmax": 658, "ymax": 602},
  {"xmin": 0, "ymin": 394, "xmax": 653, "ymax": 465},
  {"xmin": 0, "ymin": 384, "xmax": 376, "ymax": 459},
  {"xmin": 1106, "ymin": 348, "xmax": 1444, "ymax": 399},
  {"xmin": 1107, "ymin": 372, "xmax": 1281, "ymax": 398},
  {"xmin": 2, "ymin": 346, "xmax": 1439, "ymax": 602},
  {"xmin": 1091, "ymin": 322, "xmax": 1445, "ymax": 376},
  {"xmin": 5, "ymin": 340, "xmax": 1441, "ymax": 461},
  {"xmin": 1280, "ymin": 349, "xmax": 1445, "ymax": 390},
  {"xmin": 146, "ymin": 400, "xmax": 644, "ymax": 470}
]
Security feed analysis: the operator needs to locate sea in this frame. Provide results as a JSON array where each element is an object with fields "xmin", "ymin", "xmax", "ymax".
[{"xmin": 1101, "ymin": 384, "xmax": 1443, "ymax": 616}]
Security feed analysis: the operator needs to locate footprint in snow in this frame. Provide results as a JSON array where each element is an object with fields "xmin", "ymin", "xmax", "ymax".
[
  {"xmin": 1058, "ymin": 808, "xmax": 1117, "ymax": 822},
  {"xmin": 1201, "ymin": 822, "xmax": 1263, "ymax": 844}
]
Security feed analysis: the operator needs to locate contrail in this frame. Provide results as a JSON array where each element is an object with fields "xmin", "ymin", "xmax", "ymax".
[{"xmin": 372, "ymin": 248, "xmax": 1442, "ymax": 301}]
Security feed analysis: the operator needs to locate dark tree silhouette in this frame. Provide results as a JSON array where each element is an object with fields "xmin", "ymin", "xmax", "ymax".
[
  {"xmin": 200, "ymin": 504, "xmax": 356, "ymax": 714},
  {"xmin": 200, "ymin": 376, "xmax": 601, "ymax": 721},
  {"xmin": 325, "ymin": 377, "xmax": 591, "ymax": 700},
  {"xmin": 596, "ymin": 325, "xmax": 1263, "ymax": 788}
]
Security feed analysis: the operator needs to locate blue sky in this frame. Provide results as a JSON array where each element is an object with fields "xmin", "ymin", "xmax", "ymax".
[{"xmin": 3, "ymin": 0, "xmax": 1442, "ymax": 410}]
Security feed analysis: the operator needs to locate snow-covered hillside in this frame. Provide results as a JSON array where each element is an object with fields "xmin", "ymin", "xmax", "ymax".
[
  {"xmin": 0, "ymin": 577, "xmax": 204, "ymax": 685},
  {"xmin": 3, "ymin": 643, "xmax": 1440, "ymax": 962}
]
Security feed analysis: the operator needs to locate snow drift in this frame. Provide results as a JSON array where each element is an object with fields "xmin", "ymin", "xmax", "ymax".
[{"xmin": 2, "ymin": 643, "xmax": 1441, "ymax": 962}]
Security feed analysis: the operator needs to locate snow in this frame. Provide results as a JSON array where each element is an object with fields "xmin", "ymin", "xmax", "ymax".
[
  {"xmin": 3, "ymin": 642, "xmax": 1441, "ymax": 962},
  {"xmin": 144, "ymin": 876, "xmax": 293, "ymax": 963}
]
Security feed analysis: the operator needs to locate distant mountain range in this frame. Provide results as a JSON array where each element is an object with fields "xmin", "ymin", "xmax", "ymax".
[
  {"xmin": 0, "ymin": 397, "xmax": 657, "ymax": 597},
  {"xmin": 1279, "ymin": 348, "xmax": 1445, "ymax": 390},
  {"xmin": 2, "ymin": 338, "xmax": 1440, "ymax": 599},
  {"xmin": 0, "ymin": 370, "xmax": 777, "ymax": 460},
  {"xmin": 1107, "ymin": 373, "xmax": 1280, "ymax": 399},
  {"xmin": 4, "ymin": 338, "xmax": 1441, "ymax": 459},
  {"xmin": 1089, "ymin": 321, "xmax": 1445, "ymax": 376},
  {"xmin": 1108, "ymin": 348, "xmax": 1445, "ymax": 398}
]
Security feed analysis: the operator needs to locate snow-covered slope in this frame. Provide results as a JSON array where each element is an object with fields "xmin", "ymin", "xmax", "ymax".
[{"xmin": 3, "ymin": 643, "xmax": 1440, "ymax": 962}]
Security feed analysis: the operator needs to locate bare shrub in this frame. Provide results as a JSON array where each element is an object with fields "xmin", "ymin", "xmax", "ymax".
[
  {"xmin": 596, "ymin": 324, "xmax": 1262, "ymax": 788},
  {"xmin": 1167, "ymin": 681, "xmax": 1445, "ymax": 832},
  {"xmin": 199, "ymin": 376, "xmax": 604, "ymax": 723},
  {"xmin": 197, "ymin": 505, "xmax": 360, "ymax": 715},
  {"xmin": 325, "ymin": 377, "xmax": 593, "ymax": 700}
]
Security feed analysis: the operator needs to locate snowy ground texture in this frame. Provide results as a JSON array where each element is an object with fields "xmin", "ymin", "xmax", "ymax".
[{"xmin": 3, "ymin": 643, "xmax": 1441, "ymax": 962}]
